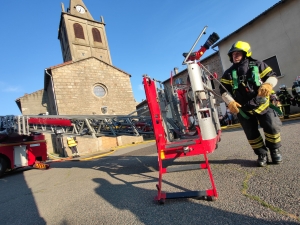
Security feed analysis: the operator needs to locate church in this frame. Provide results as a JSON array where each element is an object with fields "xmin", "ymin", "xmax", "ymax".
[{"xmin": 16, "ymin": 0, "xmax": 137, "ymax": 116}]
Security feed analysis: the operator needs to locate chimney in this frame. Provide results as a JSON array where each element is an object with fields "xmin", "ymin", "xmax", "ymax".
[{"xmin": 174, "ymin": 67, "xmax": 178, "ymax": 75}]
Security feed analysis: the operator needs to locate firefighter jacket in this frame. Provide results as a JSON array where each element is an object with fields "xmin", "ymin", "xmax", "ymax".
[
  {"xmin": 219, "ymin": 57, "xmax": 276, "ymax": 115},
  {"xmin": 67, "ymin": 137, "xmax": 77, "ymax": 147},
  {"xmin": 278, "ymin": 90, "xmax": 292, "ymax": 106},
  {"xmin": 292, "ymin": 82, "xmax": 300, "ymax": 97}
]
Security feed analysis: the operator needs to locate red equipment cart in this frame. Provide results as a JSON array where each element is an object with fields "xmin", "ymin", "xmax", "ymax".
[{"xmin": 143, "ymin": 27, "xmax": 221, "ymax": 204}]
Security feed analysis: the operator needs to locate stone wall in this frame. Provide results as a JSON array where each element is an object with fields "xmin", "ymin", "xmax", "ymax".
[
  {"xmin": 16, "ymin": 89, "xmax": 49, "ymax": 115},
  {"xmin": 45, "ymin": 133, "xmax": 143, "ymax": 157},
  {"xmin": 51, "ymin": 57, "xmax": 137, "ymax": 115}
]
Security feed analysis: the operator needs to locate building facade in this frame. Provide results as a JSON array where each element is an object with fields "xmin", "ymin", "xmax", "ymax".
[
  {"xmin": 15, "ymin": 0, "xmax": 139, "ymax": 156},
  {"xmin": 44, "ymin": 57, "xmax": 136, "ymax": 115},
  {"xmin": 212, "ymin": 0, "xmax": 300, "ymax": 113},
  {"xmin": 15, "ymin": 90, "xmax": 48, "ymax": 115},
  {"xmin": 16, "ymin": 0, "xmax": 137, "ymax": 116}
]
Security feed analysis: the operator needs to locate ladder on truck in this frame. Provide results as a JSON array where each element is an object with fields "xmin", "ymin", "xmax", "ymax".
[
  {"xmin": 142, "ymin": 26, "xmax": 221, "ymax": 204},
  {"xmin": 0, "ymin": 113, "xmax": 153, "ymax": 176},
  {"xmin": 0, "ymin": 114, "xmax": 154, "ymax": 138}
]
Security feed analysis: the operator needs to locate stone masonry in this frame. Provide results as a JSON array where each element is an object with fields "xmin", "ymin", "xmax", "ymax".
[
  {"xmin": 15, "ymin": 89, "xmax": 48, "ymax": 115},
  {"xmin": 48, "ymin": 57, "xmax": 137, "ymax": 115}
]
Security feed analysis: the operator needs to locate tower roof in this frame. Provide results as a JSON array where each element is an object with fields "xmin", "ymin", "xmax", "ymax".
[{"xmin": 65, "ymin": 0, "xmax": 94, "ymax": 20}]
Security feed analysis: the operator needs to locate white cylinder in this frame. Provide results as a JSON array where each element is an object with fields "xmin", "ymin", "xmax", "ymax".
[
  {"xmin": 196, "ymin": 108, "xmax": 217, "ymax": 140},
  {"xmin": 187, "ymin": 63, "xmax": 206, "ymax": 100}
]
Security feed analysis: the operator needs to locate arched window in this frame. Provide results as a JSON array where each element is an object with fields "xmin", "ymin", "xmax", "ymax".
[
  {"xmin": 73, "ymin": 23, "xmax": 85, "ymax": 39},
  {"xmin": 92, "ymin": 28, "xmax": 102, "ymax": 43}
]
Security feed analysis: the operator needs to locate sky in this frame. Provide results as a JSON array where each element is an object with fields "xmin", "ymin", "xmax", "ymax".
[{"xmin": 0, "ymin": 0, "xmax": 280, "ymax": 115}]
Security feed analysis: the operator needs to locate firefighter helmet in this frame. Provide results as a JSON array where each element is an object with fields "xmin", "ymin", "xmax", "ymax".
[
  {"xmin": 276, "ymin": 90, "xmax": 280, "ymax": 96},
  {"xmin": 279, "ymin": 84, "xmax": 287, "ymax": 90},
  {"xmin": 228, "ymin": 41, "xmax": 252, "ymax": 57}
]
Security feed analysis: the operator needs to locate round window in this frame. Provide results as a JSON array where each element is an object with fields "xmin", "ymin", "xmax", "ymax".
[{"xmin": 93, "ymin": 85, "xmax": 106, "ymax": 97}]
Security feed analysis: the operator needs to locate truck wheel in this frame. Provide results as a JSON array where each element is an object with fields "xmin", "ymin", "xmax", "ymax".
[{"xmin": 0, "ymin": 157, "xmax": 8, "ymax": 177}]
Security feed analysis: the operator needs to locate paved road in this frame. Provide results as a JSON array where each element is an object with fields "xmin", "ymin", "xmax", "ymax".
[{"xmin": 0, "ymin": 120, "xmax": 299, "ymax": 225}]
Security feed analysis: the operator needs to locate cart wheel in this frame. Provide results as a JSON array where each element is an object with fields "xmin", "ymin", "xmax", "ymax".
[
  {"xmin": 0, "ymin": 156, "xmax": 8, "ymax": 177},
  {"xmin": 206, "ymin": 196, "xmax": 217, "ymax": 201},
  {"xmin": 158, "ymin": 199, "xmax": 165, "ymax": 205}
]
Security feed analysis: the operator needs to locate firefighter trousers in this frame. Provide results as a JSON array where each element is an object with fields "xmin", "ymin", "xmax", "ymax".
[
  {"xmin": 69, "ymin": 146, "xmax": 78, "ymax": 155},
  {"xmin": 237, "ymin": 107, "xmax": 282, "ymax": 155}
]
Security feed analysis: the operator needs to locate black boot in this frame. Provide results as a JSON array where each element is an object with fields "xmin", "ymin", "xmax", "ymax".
[
  {"xmin": 270, "ymin": 149, "xmax": 282, "ymax": 164},
  {"xmin": 257, "ymin": 154, "xmax": 268, "ymax": 167}
]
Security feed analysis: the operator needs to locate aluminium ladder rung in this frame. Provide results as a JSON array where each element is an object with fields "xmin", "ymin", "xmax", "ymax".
[
  {"xmin": 164, "ymin": 163, "xmax": 207, "ymax": 173},
  {"xmin": 165, "ymin": 190, "xmax": 208, "ymax": 199},
  {"xmin": 165, "ymin": 140, "xmax": 196, "ymax": 149}
]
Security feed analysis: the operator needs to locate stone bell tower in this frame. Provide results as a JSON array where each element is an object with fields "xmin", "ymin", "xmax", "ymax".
[{"xmin": 58, "ymin": 0, "xmax": 112, "ymax": 64}]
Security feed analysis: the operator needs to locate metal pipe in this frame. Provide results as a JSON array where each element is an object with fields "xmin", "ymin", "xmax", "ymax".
[{"xmin": 183, "ymin": 26, "xmax": 208, "ymax": 65}]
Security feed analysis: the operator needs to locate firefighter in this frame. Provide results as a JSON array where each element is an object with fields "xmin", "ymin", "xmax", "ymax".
[
  {"xmin": 278, "ymin": 84, "xmax": 293, "ymax": 119},
  {"xmin": 67, "ymin": 136, "xmax": 80, "ymax": 158},
  {"xmin": 292, "ymin": 76, "xmax": 300, "ymax": 107},
  {"xmin": 219, "ymin": 41, "xmax": 282, "ymax": 167}
]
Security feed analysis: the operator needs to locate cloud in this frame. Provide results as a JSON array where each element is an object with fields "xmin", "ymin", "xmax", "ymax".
[
  {"xmin": 0, "ymin": 81, "xmax": 22, "ymax": 92},
  {"xmin": 3, "ymin": 86, "xmax": 22, "ymax": 92},
  {"xmin": 138, "ymin": 84, "xmax": 144, "ymax": 91}
]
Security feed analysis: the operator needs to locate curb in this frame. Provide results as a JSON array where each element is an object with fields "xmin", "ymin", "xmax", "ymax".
[
  {"xmin": 47, "ymin": 140, "xmax": 156, "ymax": 162},
  {"xmin": 80, "ymin": 140, "xmax": 155, "ymax": 161}
]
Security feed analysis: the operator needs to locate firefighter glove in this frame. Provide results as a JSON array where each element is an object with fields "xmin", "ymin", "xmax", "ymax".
[
  {"xmin": 228, "ymin": 101, "xmax": 241, "ymax": 114},
  {"xmin": 258, "ymin": 83, "xmax": 272, "ymax": 97}
]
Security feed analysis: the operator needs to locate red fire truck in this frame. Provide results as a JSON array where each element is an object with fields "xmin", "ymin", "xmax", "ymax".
[
  {"xmin": 143, "ymin": 27, "xmax": 221, "ymax": 203},
  {"xmin": 0, "ymin": 132, "xmax": 48, "ymax": 177},
  {"xmin": 0, "ymin": 114, "xmax": 154, "ymax": 177}
]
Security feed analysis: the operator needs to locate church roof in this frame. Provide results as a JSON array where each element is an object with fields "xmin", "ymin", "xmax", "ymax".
[
  {"xmin": 44, "ymin": 57, "xmax": 131, "ymax": 90},
  {"xmin": 15, "ymin": 89, "xmax": 44, "ymax": 112},
  {"xmin": 15, "ymin": 89, "xmax": 44, "ymax": 101}
]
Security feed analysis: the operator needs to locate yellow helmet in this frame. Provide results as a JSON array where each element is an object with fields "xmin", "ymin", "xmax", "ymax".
[{"xmin": 228, "ymin": 41, "xmax": 252, "ymax": 57}]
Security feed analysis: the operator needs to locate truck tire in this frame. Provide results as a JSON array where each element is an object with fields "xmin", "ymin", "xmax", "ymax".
[{"xmin": 0, "ymin": 156, "xmax": 7, "ymax": 177}]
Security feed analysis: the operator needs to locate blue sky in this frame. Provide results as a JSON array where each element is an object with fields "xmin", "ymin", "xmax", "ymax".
[{"xmin": 1, "ymin": 0, "xmax": 279, "ymax": 115}]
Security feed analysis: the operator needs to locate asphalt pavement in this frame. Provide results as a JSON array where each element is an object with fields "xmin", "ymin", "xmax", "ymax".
[{"xmin": 0, "ymin": 118, "xmax": 299, "ymax": 224}]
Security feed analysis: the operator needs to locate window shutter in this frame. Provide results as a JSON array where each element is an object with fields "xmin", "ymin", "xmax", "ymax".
[
  {"xmin": 73, "ymin": 23, "xmax": 85, "ymax": 39},
  {"xmin": 92, "ymin": 28, "xmax": 102, "ymax": 43}
]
